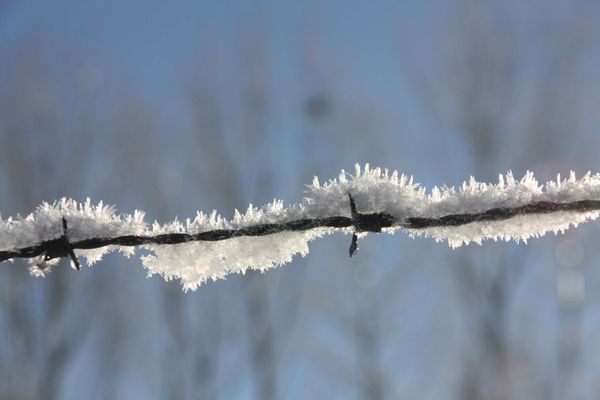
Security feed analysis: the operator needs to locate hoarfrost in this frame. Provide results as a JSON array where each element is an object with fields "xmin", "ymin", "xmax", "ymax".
[{"xmin": 1, "ymin": 165, "xmax": 599, "ymax": 290}]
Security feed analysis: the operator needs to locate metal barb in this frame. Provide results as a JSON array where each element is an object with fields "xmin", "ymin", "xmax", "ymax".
[
  {"xmin": 62, "ymin": 217, "xmax": 80, "ymax": 270},
  {"xmin": 348, "ymin": 192, "xmax": 359, "ymax": 220},
  {"xmin": 348, "ymin": 193, "xmax": 359, "ymax": 257},
  {"xmin": 349, "ymin": 233, "xmax": 358, "ymax": 257},
  {"xmin": 41, "ymin": 217, "xmax": 80, "ymax": 270}
]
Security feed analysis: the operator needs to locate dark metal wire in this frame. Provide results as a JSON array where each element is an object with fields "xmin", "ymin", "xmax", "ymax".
[{"xmin": 1, "ymin": 199, "xmax": 600, "ymax": 266}]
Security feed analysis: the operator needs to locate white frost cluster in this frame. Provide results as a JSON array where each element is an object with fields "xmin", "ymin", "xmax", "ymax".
[
  {"xmin": 0, "ymin": 199, "xmax": 147, "ymax": 262},
  {"xmin": 1, "ymin": 165, "xmax": 600, "ymax": 290}
]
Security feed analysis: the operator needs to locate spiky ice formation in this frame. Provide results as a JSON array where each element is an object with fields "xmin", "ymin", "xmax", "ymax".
[{"xmin": 1, "ymin": 164, "xmax": 599, "ymax": 290}]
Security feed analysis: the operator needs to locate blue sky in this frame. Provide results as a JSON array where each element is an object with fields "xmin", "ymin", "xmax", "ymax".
[
  {"xmin": 3, "ymin": 1, "xmax": 600, "ymax": 398},
  {"xmin": 0, "ymin": 0, "xmax": 433, "ymax": 140}
]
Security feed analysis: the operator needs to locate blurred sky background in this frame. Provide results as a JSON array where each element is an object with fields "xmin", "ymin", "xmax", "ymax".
[{"xmin": 2, "ymin": 0, "xmax": 600, "ymax": 399}]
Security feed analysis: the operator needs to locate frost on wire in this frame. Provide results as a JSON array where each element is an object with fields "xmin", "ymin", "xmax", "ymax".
[{"xmin": 1, "ymin": 164, "xmax": 600, "ymax": 291}]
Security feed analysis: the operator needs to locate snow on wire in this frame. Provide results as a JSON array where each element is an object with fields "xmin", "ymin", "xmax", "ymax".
[{"xmin": 1, "ymin": 164, "xmax": 600, "ymax": 291}]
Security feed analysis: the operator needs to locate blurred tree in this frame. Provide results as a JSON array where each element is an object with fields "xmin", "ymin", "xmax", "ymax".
[
  {"xmin": 402, "ymin": 0, "xmax": 600, "ymax": 398},
  {"xmin": 0, "ymin": 40, "xmax": 98, "ymax": 400},
  {"xmin": 184, "ymin": 25, "xmax": 279, "ymax": 399},
  {"xmin": 295, "ymin": 25, "xmax": 391, "ymax": 400},
  {"xmin": 523, "ymin": 6, "xmax": 597, "ymax": 399},
  {"xmin": 436, "ymin": 3, "xmax": 520, "ymax": 399},
  {"xmin": 0, "ymin": 39, "xmax": 166, "ymax": 400}
]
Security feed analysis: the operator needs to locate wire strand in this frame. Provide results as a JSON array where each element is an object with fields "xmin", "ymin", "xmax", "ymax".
[{"xmin": 1, "ymin": 199, "xmax": 600, "ymax": 265}]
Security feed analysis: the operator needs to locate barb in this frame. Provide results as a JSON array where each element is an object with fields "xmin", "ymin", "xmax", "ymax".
[
  {"xmin": 348, "ymin": 193, "xmax": 360, "ymax": 257},
  {"xmin": 347, "ymin": 192, "xmax": 395, "ymax": 257},
  {"xmin": 1, "ymin": 199, "xmax": 600, "ymax": 266},
  {"xmin": 42, "ymin": 217, "xmax": 80, "ymax": 269}
]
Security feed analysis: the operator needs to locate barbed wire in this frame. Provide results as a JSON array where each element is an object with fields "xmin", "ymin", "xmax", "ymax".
[{"xmin": 1, "ymin": 195, "xmax": 600, "ymax": 268}]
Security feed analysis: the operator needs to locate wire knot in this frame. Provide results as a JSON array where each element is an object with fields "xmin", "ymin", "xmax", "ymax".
[
  {"xmin": 347, "ymin": 193, "xmax": 395, "ymax": 257},
  {"xmin": 40, "ymin": 217, "xmax": 80, "ymax": 270}
]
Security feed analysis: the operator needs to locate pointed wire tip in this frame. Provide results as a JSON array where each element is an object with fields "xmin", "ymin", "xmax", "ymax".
[
  {"xmin": 349, "ymin": 233, "xmax": 358, "ymax": 257},
  {"xmin": 62, "ymin": 217, "xmax": 81, "ymax": 270},
  {"xmin": 348, "ymin": 192, "xmax": 358, "ymax": 220},
  {"xmin": 348, "ymin": 191, "xmax": 359, "ymax": 257}
]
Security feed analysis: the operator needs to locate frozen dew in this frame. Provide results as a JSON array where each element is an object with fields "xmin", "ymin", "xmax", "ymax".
[{"xmin": 1, "ymin": 164, "xmax": 600, "ymax": 290}]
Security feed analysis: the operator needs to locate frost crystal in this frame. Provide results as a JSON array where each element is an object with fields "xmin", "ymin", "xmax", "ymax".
[{"xmin": 1, "ymin": 165, "xmax": 600, "ymax": 290}]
